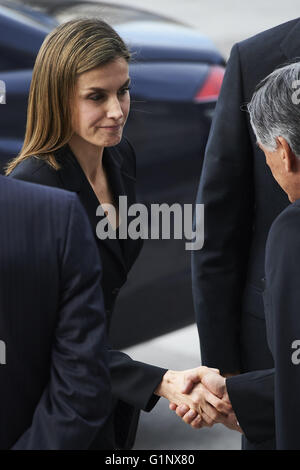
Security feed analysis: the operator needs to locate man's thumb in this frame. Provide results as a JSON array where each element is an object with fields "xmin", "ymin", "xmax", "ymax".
[{"xmin": 181, "ymin": 372, "xmax": 200, "ymax": 394}]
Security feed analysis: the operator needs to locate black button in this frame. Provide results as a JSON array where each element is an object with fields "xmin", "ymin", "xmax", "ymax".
[
  {"xmin": 112, "ymin": 288, "xmax": 120, "ymax": 295},
  {"xmin": 261, "ymin": 277, "xmax": 266, "ymax": 289}
]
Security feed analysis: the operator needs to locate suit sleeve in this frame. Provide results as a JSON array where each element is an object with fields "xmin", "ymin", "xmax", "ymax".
[
  {"xmin": 264, "ymin": 206, "xmax": 300, "ymax": 449},
  {"xmin": 192, "ymin": 43, "xmax": 254, "ymax": 373},
  {"xmin": 226, "ymin": 369, "xmax": 275, "ymax": 443},
  {"xmin": 12, "ymin": 194, "xmax": 111, "ymax": 450},
  {"xmin": 109, "ymin": 349, "xmax": 167, "ymax": 411}
]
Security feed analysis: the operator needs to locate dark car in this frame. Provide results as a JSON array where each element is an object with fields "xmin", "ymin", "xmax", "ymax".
[{"xmin": 0, "ymin": 0, "xmax": 225, "ymax": 347}]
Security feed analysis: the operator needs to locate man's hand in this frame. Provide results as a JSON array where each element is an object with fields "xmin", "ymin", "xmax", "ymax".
[
  {"xmin": 155, "ymin": 367, "xmax": 231, "ymax": 427},
  {"xmin": 170, "ymin": 371, "xmax": 243, "ymax": 433},
  {"xmin": 202, "ymin": 372, "xmax": 242, "ymax": 431}
]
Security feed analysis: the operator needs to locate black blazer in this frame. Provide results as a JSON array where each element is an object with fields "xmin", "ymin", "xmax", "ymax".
[
  {"xmin": 9, "ymin": 137, "xmax": 167, "ymax": 449},
  {"xmin": 227, "ymin": 200, "xmax": 300, "ymax": 450},
  {"xmin": 192, "ymin": 18, "xmax": 300, "ymax": 375},
  {"xmin": 0, "ymin": 175, "xmax": 111, "ymax": 449}
]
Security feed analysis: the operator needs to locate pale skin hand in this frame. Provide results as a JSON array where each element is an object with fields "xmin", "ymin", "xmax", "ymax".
[
  {"xmin": 155, "ymin": 367, "xmax": 232, "ymax": 426},
  {"xmin": 170, "ymin": 371, "xmax": 243, "ymax": 432},
  {"xmin": 202, "ymin": 372, "xmax": 242, "ymax": 432},
  {"xmin": 170, "ymin": 381, "xmax": 233, "ymax": 429}
]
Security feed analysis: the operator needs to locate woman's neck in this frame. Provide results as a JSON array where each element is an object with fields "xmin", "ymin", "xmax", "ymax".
[{"xmin": 68, "ymin": 134, "xmax": 104, "ymax": 184}]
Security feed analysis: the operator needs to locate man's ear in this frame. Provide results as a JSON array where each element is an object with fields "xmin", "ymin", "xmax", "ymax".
[{"xmin": 277, "ymin": 136, "xmax": 296, "ymax": 172}]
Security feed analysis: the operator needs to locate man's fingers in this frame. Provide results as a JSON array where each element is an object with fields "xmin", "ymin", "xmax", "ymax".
[
  {"xmin": 195, "ymin": 385, "xmax": 231, "ymax": 421},
  {"xmin": 206, "ymin": 392, "xmax": 232, "ymax": 415},
  {"xmin": 193, "ymin": 383, "xmax": 231, "ymax": 415},
  {"xmin": 201, "ymin": 410, "xmax": 214, "ymax": 427},
  {"xmin": 223, "ymin": 416, "xmax": 243, "ymax": 433},
  {"xmin": 169, "ymin": 402, "xmax": 177, "ymax": 411},
  {"xmin": 171, "ymin": 404, "xmax": 203, "ymax": 429},
  {"xmin": 182, "ymin": 409, "xmax": 198, "ymax": 425},
  {"xmin": 200, "ymin": 400, "xmax": 224, "ymax": 423},
  {"xmin": 175, "ymin": 404, "xmax": 190, "ymax": 418},
  {"xmin": 190, "ymin": 414, "xmax": 203, "ymax": 429},
  {"xmin": 237, "ymin": 423, "xmax": 243, "ymax": 434},
  {"xmin": 218, "ymin": 410, "xmax": 244, "ymax": 433},
  {"xmin": 179, "ymin": 408, "xmax": 203, "ymax": 428}
]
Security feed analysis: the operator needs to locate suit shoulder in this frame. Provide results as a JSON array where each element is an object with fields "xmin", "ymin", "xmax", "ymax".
[
  {"xmin": 9, "ymin": 156, "xmax": 62, "ymax": 188},
  {"xmin": 3, "ymin": 172, "xmax": 73, "ymax": 203},
  {"xmin": 267, "ymin": 202, "xmax": 300, "ymax": 250},
  {"xmin": 228, "ymin": 19, "xmax": 300, "ymax": 101},
  {"xmin": 115, "ymin": 136, "xmax": 136, "ymax": 179},
  {"xmin": 238, "ymin": 18, "xmax": 299, "ymax": 54},
  {"xmin": 5, "ymin": 176, "xmax": 79, "ymax": 236}
]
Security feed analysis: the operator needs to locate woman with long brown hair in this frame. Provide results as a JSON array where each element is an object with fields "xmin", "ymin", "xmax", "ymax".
[{"xmin": 6, "ymin": 18, "xmax": 231, "ymax": 449}]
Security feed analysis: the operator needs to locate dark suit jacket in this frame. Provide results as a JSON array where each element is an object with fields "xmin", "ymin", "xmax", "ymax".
[
  {"xmin": 192, "ymin": 18, "xmax": 300, "ymax": 375},
  {"xmin": 227, "ymin": 200, "xmax": 300, "ymax": 449},
  {"xmin": 0, "ymin": 175, "xmax": 111, "ymax": 449},
  {"xmin": 9, "ymin": 137, "xmax": 167, "ymax": 449}
]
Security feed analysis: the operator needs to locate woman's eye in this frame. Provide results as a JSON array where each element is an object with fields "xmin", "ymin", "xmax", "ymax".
[
  {"xmin": 118, "ymin": 86, "xmax": 131, "ymax": 96},
  {"xmin": 87, "ymin": 87, "xmax": 131, "ymax": 101},
  {"xmin": 88, "ymin": 94, "xmax": 104, "ymax": 101}
]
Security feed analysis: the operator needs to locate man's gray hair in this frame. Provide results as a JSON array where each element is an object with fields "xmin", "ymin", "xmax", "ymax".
[{"xmin": 248, "ymin": 62, "xmax": 300, "ymax": 158}]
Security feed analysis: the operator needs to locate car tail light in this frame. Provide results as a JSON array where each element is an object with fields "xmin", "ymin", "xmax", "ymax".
[{"xmin": 194, "ymin": 65, "xmax": 225, "ymax": 103}]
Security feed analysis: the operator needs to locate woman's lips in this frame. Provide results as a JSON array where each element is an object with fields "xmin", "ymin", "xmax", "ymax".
[{"xmin": 98, "ymin": 125, "xmax": 122, "ymax": 130}]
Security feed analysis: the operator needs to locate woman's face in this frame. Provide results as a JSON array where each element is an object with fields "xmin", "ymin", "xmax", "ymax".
[{"xmin": 70, "ymin": 57, "xmax": 130, "ymax": 149}]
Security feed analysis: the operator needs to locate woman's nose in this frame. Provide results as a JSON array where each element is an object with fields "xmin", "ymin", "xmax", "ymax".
[{"xmin": 106, "ymin": 96, "xmax": 123, "ymax": 120}]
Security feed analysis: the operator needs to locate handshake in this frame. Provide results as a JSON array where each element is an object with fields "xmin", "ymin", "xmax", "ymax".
[{"xmin": 155, "ymin": 367, "xmax": 242, "ymax": 432}]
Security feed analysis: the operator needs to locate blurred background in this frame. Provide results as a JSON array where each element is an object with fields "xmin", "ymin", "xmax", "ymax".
[
  {"xmin": 0, "ymin": 0, "xmax": 299, "ymax": 450},
  {"xmin": 106, "ymin": 0, "xmax": 300, "ymax": 59}
]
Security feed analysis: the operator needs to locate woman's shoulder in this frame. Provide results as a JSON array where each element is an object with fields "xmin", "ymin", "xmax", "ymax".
[{"xmin": 8, "ymin": 156, "xmax": 62, "ymax": 188}]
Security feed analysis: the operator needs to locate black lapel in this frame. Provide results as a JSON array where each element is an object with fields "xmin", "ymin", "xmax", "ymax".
[
  {"xmin": 104, "ymin": 145, "xmax": 142, "ymax": 271},
  {"xmin": 55, "ymin": 145, "xmax": 84, "ymax": 192},
  {"xmin": 280, "ymin": 18, "xmax": 300, "ymax": 60},
  {"xmin": 104, "ymin": 145, "xmax": 136, "ymax": 211},
  {"xmin": 55, "ymin": 145, "xmax": 127, "ymax": 275}
]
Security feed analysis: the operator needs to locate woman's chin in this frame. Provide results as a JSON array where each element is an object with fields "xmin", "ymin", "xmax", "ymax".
[
  {"xmin": 98, "ymin": 135, "xmax": 123, "ymax": 148},
  {"xmin": 74, "ymin": 132, "xmax": 123, "ymax": 149}
]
